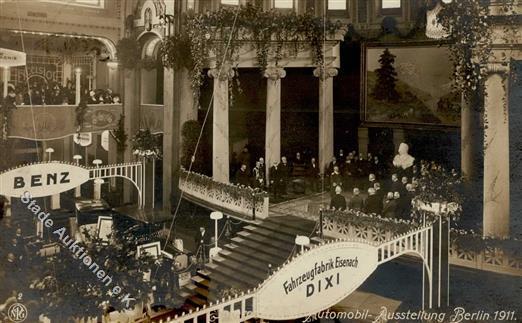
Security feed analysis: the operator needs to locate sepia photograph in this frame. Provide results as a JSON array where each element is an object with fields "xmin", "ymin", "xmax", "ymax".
[{"xmin": 0, "ymin": 0, "xmax": 520, "ymax": 322}]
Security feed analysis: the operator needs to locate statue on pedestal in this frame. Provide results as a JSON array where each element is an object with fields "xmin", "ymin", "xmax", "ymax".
[{"xmin": 393, "ymin": 142, "xmax": 415, "ymax": 178}]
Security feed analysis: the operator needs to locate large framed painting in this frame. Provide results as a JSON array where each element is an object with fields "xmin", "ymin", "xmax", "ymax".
[{"xmin": 361, "ymin": 42, "xmax": 460, "ymax": 127}]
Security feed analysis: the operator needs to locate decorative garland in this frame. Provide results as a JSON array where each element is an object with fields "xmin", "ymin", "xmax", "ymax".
[
  {"xmin": 322, "ymin": 208, "xmax": 416, "ymax": 235},
  {"xmin": 436, "ymin": 0, "xmax": 517, "ymax": 103},
  {"xmin": 116, "ymin": 37, "xmax": 142, "ymax": 69},
  {"xmin": 132, "ymin": 128, "xmax": 162, "ymax": 160},
  {"xmin": 180, "ymin": 167, "xmax": 268, "ymax": 204},
  {"xmin": 160, "ymin": 5, "xmax": 344, "ymax": 99},
  {"xmin": 451, "ymin": 227, "xmax": 521, "ymax": 258}
]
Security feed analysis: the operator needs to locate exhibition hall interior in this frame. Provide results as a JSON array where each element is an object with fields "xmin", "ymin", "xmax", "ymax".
[{"xmin": 0, "ymin": 0, "xmax": 521, "ymax": 322}]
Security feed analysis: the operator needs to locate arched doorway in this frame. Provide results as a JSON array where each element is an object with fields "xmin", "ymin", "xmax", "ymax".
[{"xmin": 139, "ymin": 32, "xmax": 164, "ymax": 105}]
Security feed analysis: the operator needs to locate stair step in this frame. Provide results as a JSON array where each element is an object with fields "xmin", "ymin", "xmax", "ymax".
[
  {"xmin": 178, "ymin": 290, "xmax": 192, "ymax": 299},
  {"xmin": 242, "ymin": 225, "xmax": 298, "ymax": 243},
  {"xmin": 187, "ymin": 295, "xmax": 207, "ymax": 307},
  {"xmin": 197, "ymin": 269, "xmax": 211, "ymax": 279},
  {"xmin": 256, "ymin": 221, "xmax": 315, "ymax": 238},
  {"xmin": 192, "ymin": 275, "xmax": 210, "ymax": 289},
  {"xmin": 207, "ymin": 260, "xmax": 266, "ymax": 284},
  {"xmin": 212, "ymin": 257, "xmax": 268, "ymax": 280},
  {"xmin": 193, "ymin": 286, "xmax": 210, "ymax": 298},
  {"xmin": 237, "ymin": 230, "xmax": 297, "ymax": 250},
  {"xmin": 206, "ymin": 263, "xmax": 260, "ymax": 287},
  {"xmin": 230, "ymin": 237, "xmax": 294, "ymax": 259},
  {"xmin": 223, "ymin": 243, "xmax": 287, "ymax": 267},
  {"xmin": 218, "ymin": 249, "xmax": 276, "ymax": 270},
  {"xmin": 265, "ymin": 215, "xmax": 316, "ymax": 230},
  {"xmin": 207, "ymin": 271, "xmax": 251, "ymax": 291}
]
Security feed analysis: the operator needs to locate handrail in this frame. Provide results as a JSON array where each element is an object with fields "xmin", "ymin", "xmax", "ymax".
[
  {"xmin": 165, "ymin": 227, "xmax": 430, "ymax": 323},
  {"xmin": 178, "ymin": 168, "xmax": 269, "ymax": 220},
  {"xmin": 165, "ymin": 290, "xmax": 256, "ymax": 323},
  {"xmin": 322, "ymin": 213, "xmax": 522, "ymax": 276}
]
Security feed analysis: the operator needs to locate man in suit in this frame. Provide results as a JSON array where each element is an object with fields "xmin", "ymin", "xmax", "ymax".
[
  {"xmin": 330, "ymin": 166, "xmax": 343, "ymax": 196},
  {"xmin": 279, "ymin": 156, "xmax": 290, "ymax": 195},
  {"xmin": 326, "ymin": 156, "xmax": 338, "ymax": 176},
  {"xmin": 382, "ymin": 192, "xmax": 397, "ymax": 218},
  {"xmin": 364, "ymin": 188, "xmax": 382, "ymax": 215},
  {"xmin": 348, "ymin": 188, "xmax": 364, "ymax": 211},
  {"xmin": 195, "ymin": 227, "xmax": 210, "ymax": 263},
  {"xmin": 373, "ymin": 182, "xmax": 383, "ymax": 203},
  {"xmin": 270, "ymin": 161, "xmax": 282, "ymax": 199},
  {"xmin": 366, "ymin": 173, "xmax": 377, "ymax": 191},
  {"xmin": 307, "ymin": 157, "xmax": 320, "ymax": 192},
  {"xmin": 330, "ymin": 186, "xmax": 347, "ymax": 211},
  {"xmin": 235, "ymin": 164, "xmax": 251, "ymax": 187},
  {"xmin": 390, "ymin": 174, "xmax": 402, "ymax": 193},
  {"xmin": 343, "ymin": 157, "xmax": 355, "ymax": 190}
]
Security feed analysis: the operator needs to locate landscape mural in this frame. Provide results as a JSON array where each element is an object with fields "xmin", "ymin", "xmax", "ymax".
[{"xmin": 363, "ymin": 44, "xmax": 461, "ymax": 126}]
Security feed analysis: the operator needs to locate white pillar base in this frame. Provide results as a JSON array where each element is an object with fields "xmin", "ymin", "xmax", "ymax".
[{"xmin": 50, "ymin": 194, "xmax": 60, "ymax": 210}]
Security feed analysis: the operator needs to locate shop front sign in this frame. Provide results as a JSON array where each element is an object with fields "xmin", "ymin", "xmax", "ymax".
[{"xmin": 255, "ymin": 241, "xmax": 378, "ymax": 320}]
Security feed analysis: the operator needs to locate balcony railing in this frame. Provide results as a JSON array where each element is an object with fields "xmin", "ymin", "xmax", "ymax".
[
  {"xmin": 322, "ymin": 210, "xmax": 522, "ymax": 277},
  {"xmin": 178, "ymin": 168, "xmax": 269, "ymax": 220},
  {"xmin": 7, "ymin": 104, "xmax": 123, "ymax": 140}
]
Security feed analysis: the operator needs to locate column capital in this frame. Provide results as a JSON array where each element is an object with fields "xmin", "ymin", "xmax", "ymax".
[
  {"xmin": 486, "ymin": 62, "xmax": 509, "ymax": 75},
  {"xmin": 263, "ymin": 67, "xmax": 286, "ymax": 80},
  {"xmin": 208, "ymin": 65, "xmax": 235, "ymax": 81},
  {"xmin": 313, "ymin": 67, "xmax": 338, "ymax": 80}
]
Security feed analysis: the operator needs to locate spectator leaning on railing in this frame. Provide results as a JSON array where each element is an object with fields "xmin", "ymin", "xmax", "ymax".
[{"xmin": 3, "ymin": 81, "xmax": 121, "ymax": 106}]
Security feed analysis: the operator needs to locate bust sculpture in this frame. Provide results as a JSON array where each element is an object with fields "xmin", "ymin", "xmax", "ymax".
[{"xmin": 393, "ymin": 143, "xmax": 415, "ymax": 170}]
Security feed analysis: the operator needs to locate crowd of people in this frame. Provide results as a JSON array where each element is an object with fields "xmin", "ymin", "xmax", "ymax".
[
  {"xmin": 230, "ymin": 146, "xmax": 422, "ymax": 220},
  {"xmin": 2, "ymin": 80, "xmax": 121, "ymax": 107}
]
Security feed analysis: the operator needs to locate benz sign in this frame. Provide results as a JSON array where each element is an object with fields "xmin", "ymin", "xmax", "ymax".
[
  {"xmin": 255, "ymin": 241, "xmax": 378, "ymax": 320},
  {"xmin": 0, "ymin": 162, "xmax": 90, "ymax": 198}
]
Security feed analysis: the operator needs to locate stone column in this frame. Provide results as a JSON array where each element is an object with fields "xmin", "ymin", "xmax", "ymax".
[
  {"xmin": 63, "ymin": 60, "xmax": 72, "ymax": 87},
  {"xmin": 208, "ymin": 66, "xmax": 235, "ymax": 183},
  {"xmin": 264, "ymin": 67, "xmax": 286, "ymax": 183},
  {"xmin": 123, "ymin": 69, "xmax": 139, "ymax": 203},
  {"xmin": 162, "ymin": 67, "xmax": 180, "ymax": 211},
  {"xmin": 358, "ymin": 127, "xmax": 369, "ymax": 156},
  {"xmin": 2, "ymin": 68, "xmax": 10, "ymax": 98},
  {"xmin": 314, "ymin": 67, "xmax": 338, "ymax": 174},
  {"xmin": 460, "ymin": 96, "xmax": 475, "ymax": 180},
  {"xmin": 75, "ymin": 68, "xmax": 82, "ymax": 105},
  {"xmin": 179, "ymin": 67, "xmax": 198, "ymax": 136},
  {"xmin": 63, "ymin": 136, "xmax": 72, "ymax": 162},
  {"xmin": 483, "ymin": 62, "xmax": 510, "ymax": 238},
  {"xmin": 107, "ymin": 61, "xmax": 120, "ymax": 94}
]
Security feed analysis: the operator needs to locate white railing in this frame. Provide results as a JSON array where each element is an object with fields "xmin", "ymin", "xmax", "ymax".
[
  {"xmin": 178, "ymin": 168, "xmax": 269, "ymax": 220},
  {"xmin": 322, "ymin": 212, "xmax": 522, "ymax": 276},
  {"xmin": 163, "ymin": 291, "xmax": 256, "ymax": 323},
  {"xmin": 377, "ymin": 225, "xmax": 432, "ymax": 265},
  {"xmin": 89, "ymin": 162, "xmax": 144, "ymax": 208},
  {"xmin": 450, "ymin": 242, "xmax": 521, "ymax": 276},
  {"xmin": 164, "ymin": 226, "xmax": 431, "ymax": 323}
]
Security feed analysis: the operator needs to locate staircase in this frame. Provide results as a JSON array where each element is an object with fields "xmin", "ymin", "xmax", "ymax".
[{"xmin": 178, "ymin": 215, "xmax": 318, "ymax": 310}]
